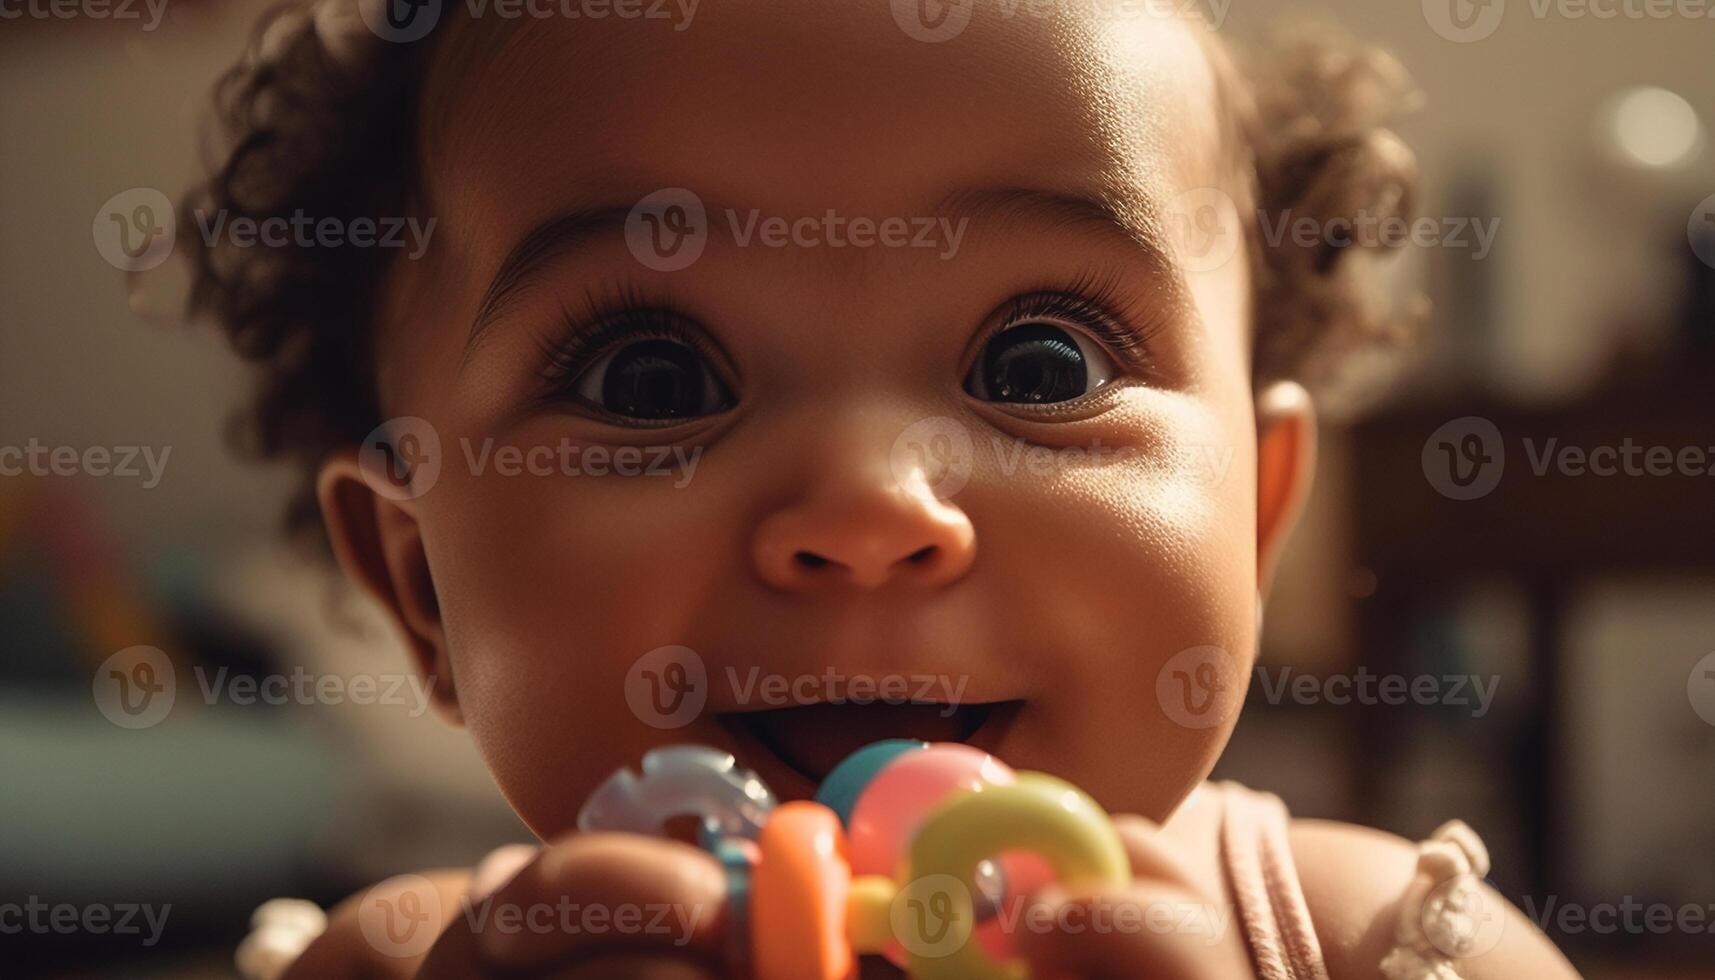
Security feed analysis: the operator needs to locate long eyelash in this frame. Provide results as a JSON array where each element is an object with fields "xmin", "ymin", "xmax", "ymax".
[
  {"xmin": 534, "ymin": 283, "xmax": 716, "ymax": 387},
  {"xmin": 997, "ymin": 269, "xmax": 1168, "ymax": 371}
]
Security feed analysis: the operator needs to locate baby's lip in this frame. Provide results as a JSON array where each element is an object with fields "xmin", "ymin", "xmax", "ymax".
[{"xmin": 715, "ymin": 699, "xmax": 1024, "ymax": 791}]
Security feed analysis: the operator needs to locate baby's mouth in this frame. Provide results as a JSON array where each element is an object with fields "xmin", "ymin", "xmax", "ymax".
[{"xmin": 716, "ymin": 700, "xmax": 1024, "ymax": 788}]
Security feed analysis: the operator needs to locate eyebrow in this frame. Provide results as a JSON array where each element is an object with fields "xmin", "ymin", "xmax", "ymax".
[
  {"xmin": 935, "ymin": 184, "xmax": 1170, "ymax": 264},
  {"xmin": 939, "ymin": 184, "xmax": 1191, "ymax": 314},
  {"xmin": 466, "ymin": 205, "xmax": 637, "ymax": 355},
  {"xmin": 465, "ymin": 184, "xmax": 1185, "ymax": 358}
]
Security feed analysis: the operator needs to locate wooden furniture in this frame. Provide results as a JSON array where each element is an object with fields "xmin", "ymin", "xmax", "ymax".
[{"xmin": 1348, "ymin": 367, "xmax": 1715, "ymax": 899}]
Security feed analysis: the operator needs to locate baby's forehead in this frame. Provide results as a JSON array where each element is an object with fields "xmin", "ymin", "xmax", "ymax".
[{"xmin": 422, "ymin": 2, "xmax": 1226, "ymax": 241}]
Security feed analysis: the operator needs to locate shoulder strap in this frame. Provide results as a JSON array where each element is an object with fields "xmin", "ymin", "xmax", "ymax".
[{"xmin": 1218, "ymin": 781, "xmax": 1332, "ymax": 980}]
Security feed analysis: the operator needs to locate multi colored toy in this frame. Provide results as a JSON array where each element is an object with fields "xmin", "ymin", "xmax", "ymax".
[{"xmin": 578, "ymin": 741, "xmax": 1129, "ymax": 980}]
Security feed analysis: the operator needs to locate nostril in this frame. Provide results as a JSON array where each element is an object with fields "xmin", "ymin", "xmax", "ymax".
[
  {"xmin": 794, "ymin": 551, "xmax": 832, "ymax": 569},
  {"xmin": 903, "ymin": 545, "xmax": 938, "ymax": 565}
]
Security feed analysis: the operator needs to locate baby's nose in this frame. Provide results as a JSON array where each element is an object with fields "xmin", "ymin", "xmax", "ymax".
[{"xmin": 751, "ymin": 484, "xmax": 975, "ymax": 592}]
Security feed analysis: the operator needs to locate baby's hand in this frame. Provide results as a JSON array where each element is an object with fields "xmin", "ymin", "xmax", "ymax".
[
  {"xmin": 414, "ymin": 833, "xmax": 727, "ymax": 979},
  {"xmin": 287, "ymin": 817, "xmax": 1242, "ymax": 980},
  {"xmin": 1013, "ymin": 815, "xmax": 1251, "ymax": 980},
  {"xmin": 281, "ymin": 834, "xmax": 726, "ymax": 980}
]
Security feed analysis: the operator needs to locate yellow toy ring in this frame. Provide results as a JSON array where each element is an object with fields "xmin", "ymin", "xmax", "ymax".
[{"xmin": 897, "ymin": 773, "xmax": 1129, "ymax": 980}]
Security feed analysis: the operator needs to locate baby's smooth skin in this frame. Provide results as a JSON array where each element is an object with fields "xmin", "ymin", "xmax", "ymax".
[{"xmin": 292, "ymin": 1, "xmax": 1576, "ymax": 977}]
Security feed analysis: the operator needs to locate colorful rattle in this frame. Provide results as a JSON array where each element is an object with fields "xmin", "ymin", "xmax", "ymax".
[{"xmin": 579, "ymin": 741, "xmax": 1129, "ymax": 980}]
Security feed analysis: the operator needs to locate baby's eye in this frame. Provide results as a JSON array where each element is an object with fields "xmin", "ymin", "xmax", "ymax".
[
  {"xmin": 964, "ymin": 319, "xmax": 1119, "ymax": 404},
  {"xmin": 571, "ymin": 337, "xmax": 734, "ymax": 422}
]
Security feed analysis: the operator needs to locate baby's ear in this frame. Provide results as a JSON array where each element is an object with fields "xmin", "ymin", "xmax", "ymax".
[
  {"xmin": 1254, "ymin": 381, "xmax": 1316, "ymax": 598},
  {"xmin": 316, "ymin": 447, "xmax": 461, "ymax": 725}
]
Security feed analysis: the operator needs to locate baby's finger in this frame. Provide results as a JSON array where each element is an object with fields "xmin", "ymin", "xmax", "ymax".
[
  {"xmin": 473, "ymin": 832, "xmax": 727, "ymax": 971},
  {"xmin": 412, "ymin": 917, "xmax": 493, "ymax": 980},
  {"xmin": 1014, "ymin": 881, "xmax": 1248, "ymax": 980},
  {"xmin": 469, "ymin": 843, "xmax": 542, "ymax": 902}
]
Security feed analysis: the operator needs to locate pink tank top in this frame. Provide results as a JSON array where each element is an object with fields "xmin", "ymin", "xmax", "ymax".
[{"xmin": 1216, "ymin": 781, "xmax": 1332, "ymax": 980}]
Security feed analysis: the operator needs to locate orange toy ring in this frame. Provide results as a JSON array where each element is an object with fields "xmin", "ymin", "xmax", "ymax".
[{"xmin": 750, "ymin": 801, "xmax": 853, "ymax": 980}]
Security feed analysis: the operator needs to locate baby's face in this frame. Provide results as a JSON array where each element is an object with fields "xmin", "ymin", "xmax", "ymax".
[{"xmin": 362, "ymin": 0, "xmax": 1277, "ymax": 836}]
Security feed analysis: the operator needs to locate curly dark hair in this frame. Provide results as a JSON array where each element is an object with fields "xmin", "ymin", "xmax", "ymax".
[{"xmin": 178, "ymin": 3, "xmax": 1420, "ymax": 544}]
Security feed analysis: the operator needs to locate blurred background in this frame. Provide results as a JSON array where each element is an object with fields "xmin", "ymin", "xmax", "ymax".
[{"xmin": 1, "ymin": 1, "xmax": 1712, "ymax": 977}]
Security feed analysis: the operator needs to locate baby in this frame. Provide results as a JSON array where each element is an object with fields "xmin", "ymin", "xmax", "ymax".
[{"xmin": 184, "ymin": 0, "xmax": 1579, "ymax": 976}]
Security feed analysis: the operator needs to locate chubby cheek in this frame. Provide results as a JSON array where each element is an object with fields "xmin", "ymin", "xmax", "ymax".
[
  {"xmin": 418, "ymin": 431, "xmax": 740, "ymax": 836},
  {"xmin": 970, "ymin": 387, "xmax": 1257, "ymax": 820}
]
